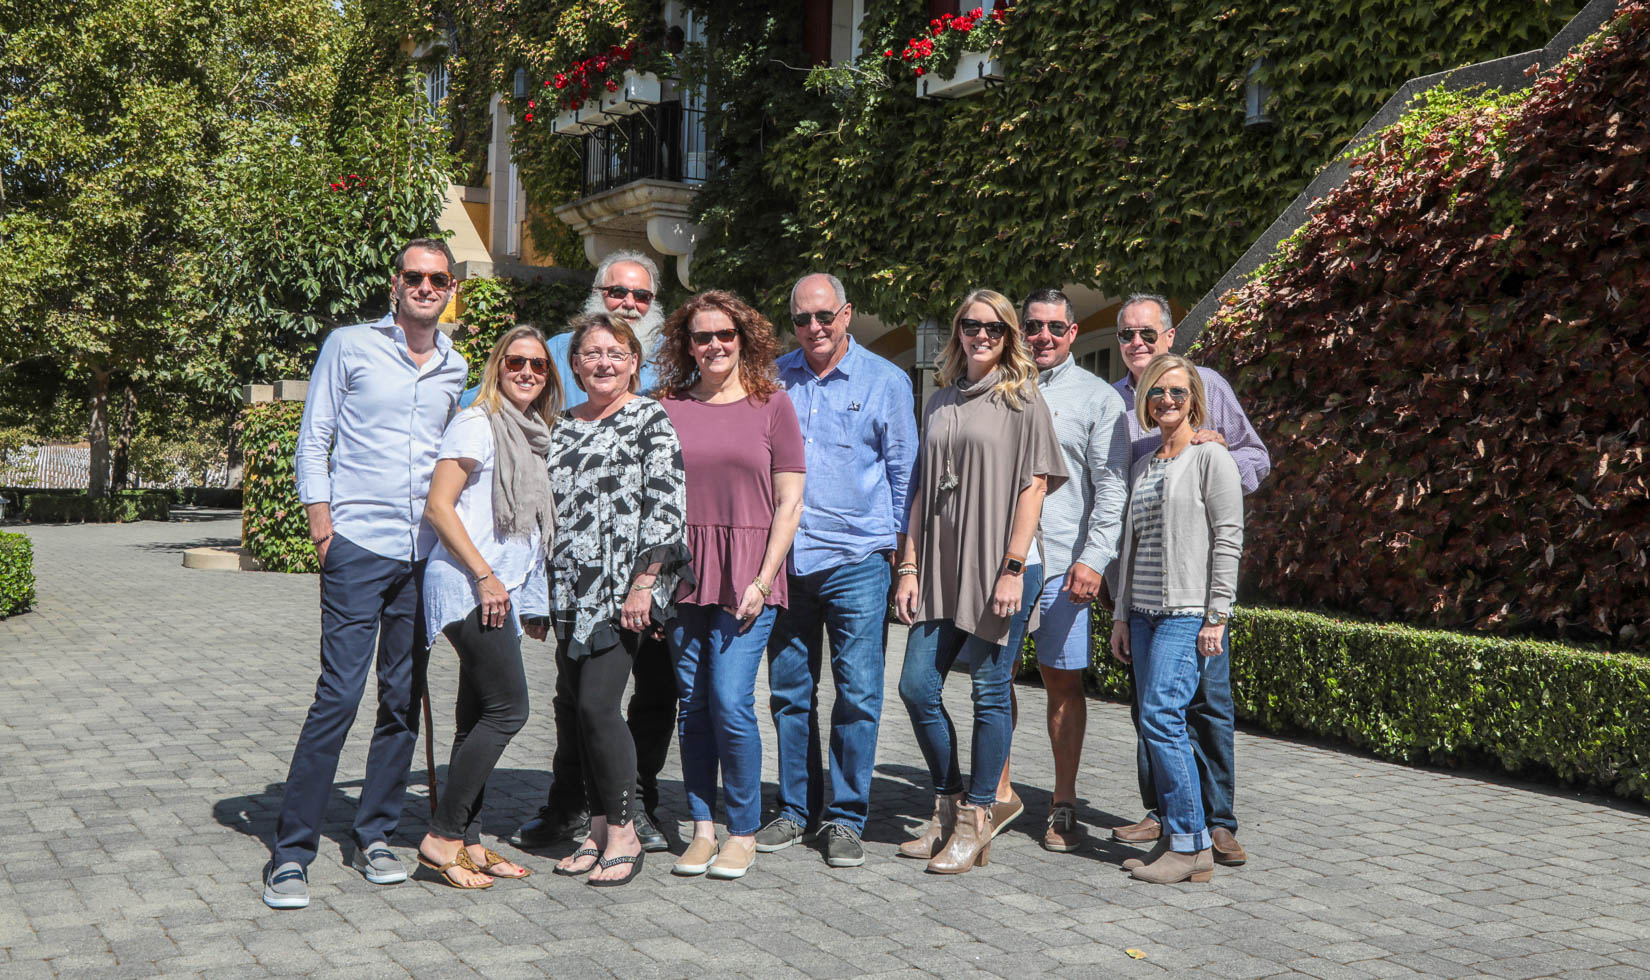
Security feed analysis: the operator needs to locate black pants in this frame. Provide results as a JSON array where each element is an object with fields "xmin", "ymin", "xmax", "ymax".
[
  {"xmin": 548, "ymin": 630, "xmax": 676, "ymax": 816},
  {"xmin": 556, "ymin": 631, "xmax": 641, "ymax": 825},
  {"xmin": 430, "ymin": 607, "xmax": 530, "ymax": 844}
]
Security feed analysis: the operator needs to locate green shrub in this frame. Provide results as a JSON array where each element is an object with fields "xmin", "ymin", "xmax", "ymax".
[
  {"xmin": 20, "ymin": 491, "xmax": 170, "ymax": 523},
  {"xmin": 238, "ymin": 401, "xmax": 315, "ymax": 573},
  {"xmin": 1022, "ymin": 604, "xmax": 1650, "ymax": 803},
  {"xmin": 0, "ymin": 531, "xmax": 33, "ymax": 617},
  {"xmin": 1200, "ymin": 3, "xmax": 1650, "ymax": 648}
]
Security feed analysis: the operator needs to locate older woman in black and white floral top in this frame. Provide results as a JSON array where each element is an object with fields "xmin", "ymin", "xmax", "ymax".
[{"xmin": 546, "ymin": 312, "xmax": 690, "ymax": 888}]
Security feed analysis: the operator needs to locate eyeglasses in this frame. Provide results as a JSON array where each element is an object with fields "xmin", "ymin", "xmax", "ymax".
[
  {"xmin": 400, "ymin": 270, "xmax": 454, "ymax": 289},
  {"xmin": 1117, "ymin": 328, "xmax": 1160, "ymax": 345},
  {"xmin": 576, "ymin": 348, "xmax": 634, "ymax": 364},
  {"xmin": 595, "ymin": 284, "xmax": 654, "ymax": 305},
  {"xmin": 1023, "ymin": 319, "xmax": 1073, "ymax": 338},
  {"xmin": 690, "ymin": 328, "xmax": 739, "ymax": 346},
  {"xmin": 790, "ymin": 303, "xmax": 847, "ymax": 328},
  {"xmin": 502, "ymin": 355, "xmax": 549, "ymax": 375},
  {"xmin": 958, "ymin": 318, "xmax": 1008, "ymax": 339},
  {"xmin": 1146, "ymin": 386, "xmax": 1190, "ymax": 403}
]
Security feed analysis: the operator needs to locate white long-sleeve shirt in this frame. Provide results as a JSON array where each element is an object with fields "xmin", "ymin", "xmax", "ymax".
[{"xmin": 294, "ymin": 315, "xmax": 468, "ymax": 561}]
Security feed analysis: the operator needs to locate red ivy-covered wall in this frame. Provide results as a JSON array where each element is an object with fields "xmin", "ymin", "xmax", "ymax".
[{"xmin": 1201, "ymin": 1, "xmax": 1650, "ymax": 648}]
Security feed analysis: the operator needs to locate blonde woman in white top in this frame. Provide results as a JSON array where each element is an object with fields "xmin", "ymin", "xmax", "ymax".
[{"xmin": 416, "ymin": 326, "xmax": 561, "ymax": 888}]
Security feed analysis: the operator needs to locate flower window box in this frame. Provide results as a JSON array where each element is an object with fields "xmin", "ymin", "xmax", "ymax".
[
  {"xmin": 599, "ymin": 70, "xmax": 664, "ymax": 117},
  {"xmin": 551, "ymin": 106, "xmax": 601, "ymax": 136},
  {"xmin": 917, "ymin": 50, "xmax": 1003, "ymax": 99}
]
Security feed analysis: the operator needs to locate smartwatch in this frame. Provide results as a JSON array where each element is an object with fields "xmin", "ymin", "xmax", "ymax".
[{"xmin": 1002, "ymin": 553, "xmax": 1026, "ymax": 576}]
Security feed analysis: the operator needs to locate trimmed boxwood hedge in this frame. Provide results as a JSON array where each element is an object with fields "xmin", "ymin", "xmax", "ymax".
[
  {"xmin": 1024, "ymin": 605, "xmax": 1650, "ymax": 803},
  {"xmin": 21, "ymin": 491, "xmax": 170, "ymax": 523},
  {"xmin": 0, "ymin": 531, "xmax": 33, "ymax": 617}
]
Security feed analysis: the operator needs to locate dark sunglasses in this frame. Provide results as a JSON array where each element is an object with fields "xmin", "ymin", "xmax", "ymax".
[
  {"xmin": 1023, "ymin": 319, "xmax": 1073, "ymax": 338},
  {"xmin": 1146, "ymin": 385, "xmax": 1190, "ymax": 402},
  {"xmin": 690, "ymin": 328, "xmax": 739, "ymax": 346},
  {"xmin": 1117, "ymin": 328, "xmax": 1160, "ymax": 345},
  {"xmin": 958, "ymin": 318, "xmax": 1008, "ymax": 339},
  {"xmin": 400, "ymin": 270, "xmax": 454, "ymax": 289},
  {"xmin": 502, "ymin": 354, "xmax": 550, "ymax": 375},
  {"xmin": 595, "ymin": 284, "xmax": 654, "ymax": 305},
  {"xmin": 790, "ymin": 303, "xmax": 847, "ymax": 328}
]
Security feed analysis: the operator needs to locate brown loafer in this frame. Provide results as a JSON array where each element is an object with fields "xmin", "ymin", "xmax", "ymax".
[
  {"xmin": 1111, "ymin": 814, "xmax": 1161, "ymax": 843},
  {"xmin": 1210, "ymin": 827, "xmax": 1247, "ymax": 866}
]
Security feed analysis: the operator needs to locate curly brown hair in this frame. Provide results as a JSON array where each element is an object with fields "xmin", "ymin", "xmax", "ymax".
[{"xmin": 653, "ymin": 290, "xmax": 781, "ymax": 400}]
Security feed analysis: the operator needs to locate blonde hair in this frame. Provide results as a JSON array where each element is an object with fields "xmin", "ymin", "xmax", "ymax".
[
  {"xmin": 474, "ymin": 326, "xmax": 563, "ymax": 428},
  {"xmin": 1136, "ymin": 353, "xmax": 1207, "ymax": 431},
  {"xmin": 935, "ymin": 289, "xmax": 1038, "ymax": 409}
]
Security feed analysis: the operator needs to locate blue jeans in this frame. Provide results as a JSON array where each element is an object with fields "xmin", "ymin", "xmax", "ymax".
[
  {"xmin": 669, "ymin": 603, "xmax": 779, "ymax": 836},
  {"xmin": 898, "ymin": 566, "xmax": 1041, "ymax": 807},
  {"xmin": 273, "ymin": 534, "xmax": 428, "ymax": 867},
  {"xmin": 1132, "ymin": 626, "xmax": 1236, "ymax": 832},
  {"xmin": 1130, "ymin": 611, "xmax": 1214, "ymax": 853},
  {"xmin": 766, "ymin": 554, "xmax": 890, "ymax": 835}
]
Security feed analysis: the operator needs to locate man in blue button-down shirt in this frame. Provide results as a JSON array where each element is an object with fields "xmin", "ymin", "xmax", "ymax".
[
  {"xmin": 755, "ymin": 273, "xmax": 917, "ymax": 868},
  {"xmin": 263, "ymin": 239, "xmax": 468, "ymax": 910}
]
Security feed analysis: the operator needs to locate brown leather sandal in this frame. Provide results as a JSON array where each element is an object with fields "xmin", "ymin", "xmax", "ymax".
[
  {"xmin": 416, "ymin": 847, "xmax": 494, "ymax": 889},
  {"xmin": 474, "ymin": 847, "xmax": 531, "ymax": 879}
]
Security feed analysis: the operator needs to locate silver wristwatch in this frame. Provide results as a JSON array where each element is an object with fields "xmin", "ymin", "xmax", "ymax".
[{"xmin": 1204, "ymin": 610, "xmax": 1229, "ymax": 627}]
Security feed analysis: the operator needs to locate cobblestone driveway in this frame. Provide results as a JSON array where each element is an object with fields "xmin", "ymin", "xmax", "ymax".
[{"xmin": 2, "ymin": 516, "xmax": 1648, "ymax": 978}]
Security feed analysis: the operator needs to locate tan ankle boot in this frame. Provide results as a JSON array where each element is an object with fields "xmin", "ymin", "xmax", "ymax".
[
  {"xmin": 926, "ymin": 802, "xmax": 990, "ymax": 874},
  {"xmin": 1129, "ymin": 847, "xmax": 1214, "ymax": 884},
  {"xmin": 898, "ymin": 793, "xmax": 960, "ymax": 859},
  {"xmin": 1121, "ymin": 836, "xmax": 1170, "ymax": 871}
]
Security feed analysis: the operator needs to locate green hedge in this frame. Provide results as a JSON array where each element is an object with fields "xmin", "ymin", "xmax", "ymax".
[
  {"xmin": 20, "ymin": 491, "xmax": 170, "ymax": 523},
  {"xmin": 1022, "ymin": 605, "xmax": 1650, "ymax": 803},
  {"xmin": 0, "ymin": 531, "xmax": 33, "ymax": 617},
  {"xmin": 238, "ymin": 401, "xmax": 316, "ymax": 573}
]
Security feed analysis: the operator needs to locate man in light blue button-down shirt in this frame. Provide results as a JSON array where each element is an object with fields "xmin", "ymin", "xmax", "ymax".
[
  {"xmin": 757, "ymin": 273, "xmax": 917, "ymax": 868},
  {"xmin": 264, "ymin": 239, "xmax": 467, "ymax": 910}
]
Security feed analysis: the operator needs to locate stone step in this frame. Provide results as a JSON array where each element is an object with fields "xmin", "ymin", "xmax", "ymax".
[{"xmin": 182, "ymin": 547, "xmax": 263, "ymax": 572}]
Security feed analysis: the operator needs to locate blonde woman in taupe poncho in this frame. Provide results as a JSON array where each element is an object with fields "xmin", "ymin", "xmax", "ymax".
[{"xmin": 892, "ymin": 289, "xmax": 1068, "ymax": 876}]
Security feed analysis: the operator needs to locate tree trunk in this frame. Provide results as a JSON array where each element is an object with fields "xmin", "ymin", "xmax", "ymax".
[
  {"xmin": 86, "ymin": 365, "xmax": 112, "ymax": 498},
  {"xmin": 110, "ymin": 385, "xmax": 137, "ymax": 490}
]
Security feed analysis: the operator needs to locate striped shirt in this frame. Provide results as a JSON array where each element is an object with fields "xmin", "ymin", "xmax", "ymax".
[{"xmin": 1129, "ymin": 455, "xmax": 1202, "ymax": 615}]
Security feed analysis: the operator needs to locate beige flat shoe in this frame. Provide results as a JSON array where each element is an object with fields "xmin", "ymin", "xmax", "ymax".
[
  {"xmin": 706, "ymin": 838, "xmax": 755, "ymax": 879},
  {"xmin": 672, "ymin": 836, "xmax": 718, "ymax": 876}
]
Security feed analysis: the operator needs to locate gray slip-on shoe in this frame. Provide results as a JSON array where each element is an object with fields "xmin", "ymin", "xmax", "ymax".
[
  {"xmin": 351, "ymin": 842, "xmax": 408, "ymax": 884},
  {"xmin": 263, "ymin": 861, "xmax": 309, "ymax": 909}
]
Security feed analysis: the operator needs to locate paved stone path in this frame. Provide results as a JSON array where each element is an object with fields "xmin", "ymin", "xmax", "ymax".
[{"xmin": 2, "ymin": 515, "xmax": 1649, "ymax": 978}]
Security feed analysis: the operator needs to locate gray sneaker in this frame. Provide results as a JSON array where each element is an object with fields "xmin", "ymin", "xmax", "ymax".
[
  {"xmin": 753, "ymin": 816, "xmax": 808, "ymax": 852},
  {"xmin": 262, "ymin": 861, "xmax": 309, "ymax": 909},
  {"xmin": 351, "ymin": 842, "xmax": 407, "ymax": 884},
  {"xmin": 822, "ymin": 822, "xmax": 865, "ymax": 868}
]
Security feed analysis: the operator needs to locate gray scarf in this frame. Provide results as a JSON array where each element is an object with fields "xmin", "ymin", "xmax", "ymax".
[{"xmin": 487, "ymin": 401, "xmax": 555, "ymax": 556}]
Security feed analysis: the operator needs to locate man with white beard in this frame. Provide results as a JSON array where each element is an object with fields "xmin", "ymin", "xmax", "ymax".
[{"xmin": 509, "ymin": 250, "xmax": 675, "ymax": 854}]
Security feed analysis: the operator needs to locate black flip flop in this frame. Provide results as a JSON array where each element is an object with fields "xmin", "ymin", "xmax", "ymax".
[
  {"xmin": 552, "ymin": 845, "xmax": 600, "ymax": 877},
  {"xmin": 587, "ymin": 849, "xmax": 644, "ymax": 887}
]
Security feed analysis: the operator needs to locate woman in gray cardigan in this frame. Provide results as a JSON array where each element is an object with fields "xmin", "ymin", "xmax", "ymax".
[{"xmin": 1109, "ymin": 353, "xmax": 1244, "ymax": 885}]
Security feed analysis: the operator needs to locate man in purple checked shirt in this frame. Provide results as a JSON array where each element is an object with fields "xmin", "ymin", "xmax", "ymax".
[{"xmin": 1107, "ymin": 293, "xmax": 1271, "ymax": 869}]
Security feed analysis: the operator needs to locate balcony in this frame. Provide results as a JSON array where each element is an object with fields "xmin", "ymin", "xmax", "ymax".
[{"xmin": 553, "ymin": 100, "xmax": 709, "ymax": 287}]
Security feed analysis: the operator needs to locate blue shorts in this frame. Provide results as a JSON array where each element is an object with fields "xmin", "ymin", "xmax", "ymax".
[{"xmin": 1031, "ymin": 572, "xmax": 1093, "ymax": 671}]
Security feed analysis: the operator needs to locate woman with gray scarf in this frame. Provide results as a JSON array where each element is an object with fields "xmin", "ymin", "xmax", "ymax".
[{"xmin": 417, "ymin": 325, "xmax": 561, "ymax": 889}]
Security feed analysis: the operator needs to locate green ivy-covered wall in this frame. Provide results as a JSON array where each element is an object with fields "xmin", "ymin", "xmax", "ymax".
[{"xmin": 687, "ymin": 0, "xmax": 1582, "ymax": 328}]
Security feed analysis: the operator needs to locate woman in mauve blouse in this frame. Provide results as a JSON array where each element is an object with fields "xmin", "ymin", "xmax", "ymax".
[{"xmin": 655, "ymin": 290, "xmax": 805, "ymax": 882}]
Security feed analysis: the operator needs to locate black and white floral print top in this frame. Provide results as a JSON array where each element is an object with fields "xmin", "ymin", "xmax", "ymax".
[{"xmin": 547, "ymin": 397, "xmax": 692, "ymax": 657}]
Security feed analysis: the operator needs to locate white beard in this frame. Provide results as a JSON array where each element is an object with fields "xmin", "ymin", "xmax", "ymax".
[{"xmin": 583, "ymin": 294, "xmax": 666, "ymax": 357}]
